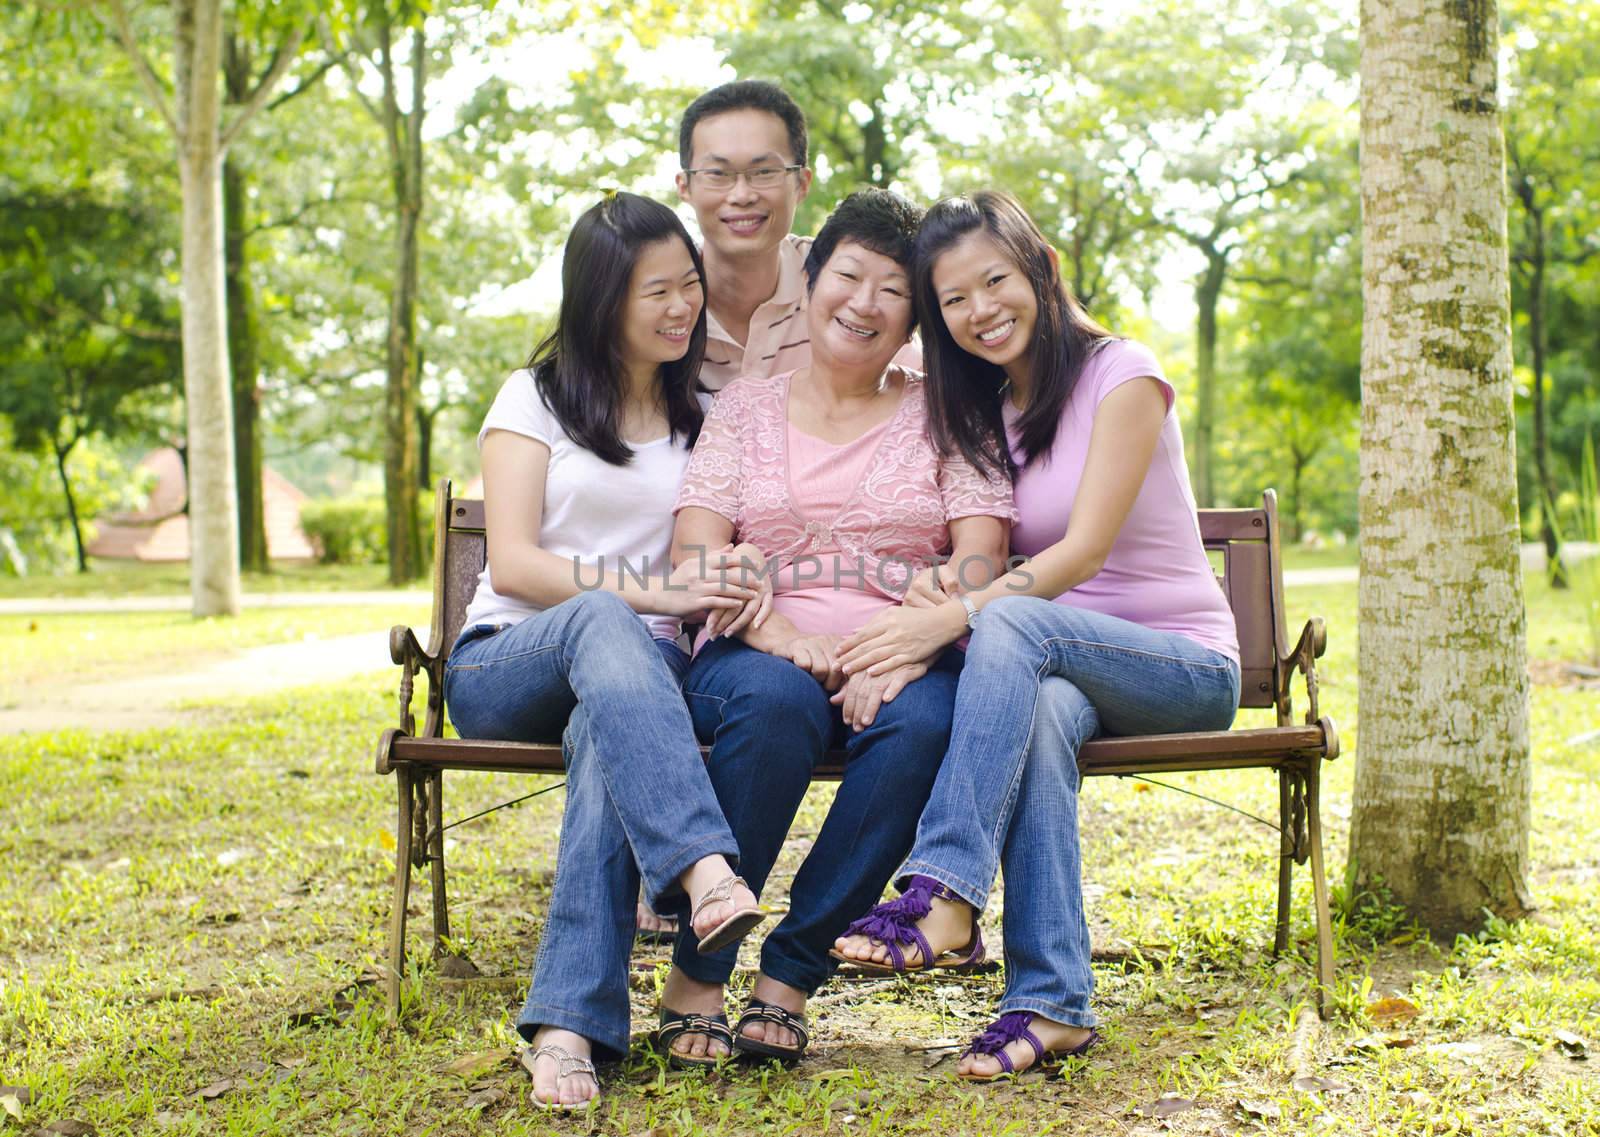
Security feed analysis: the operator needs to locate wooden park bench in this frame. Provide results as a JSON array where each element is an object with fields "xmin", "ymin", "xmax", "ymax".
[{"xmin": 374, "ymin": 481, "xmax": 1340, "ymax": 1018}]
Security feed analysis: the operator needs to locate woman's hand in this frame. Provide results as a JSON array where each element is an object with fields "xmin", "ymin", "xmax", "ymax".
[
  {"xmin": 903, "ymin": 564, "xmax": 960, "ymax": 609},
  {"xmin": 830, "ymin": 661, "xmax": 928, "ymax": 731},
  {"xmin": 704, "ymin": 542, "xmax": 774, "ymax": 639},
  {"xmin": 838, "ymin": 601, "xmax": 967, "ymax": 676},
  {"xmin": 784, "ymin": 633, "xmax": 845, "ymax": 691},
  {"xmin": 658, "ymin": 543, "xmax": 760, "ymax": 618}
]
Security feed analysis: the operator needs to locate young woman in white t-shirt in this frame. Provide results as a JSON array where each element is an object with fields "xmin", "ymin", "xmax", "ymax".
[{"xmin": 445, "ymin": 193, "xmax": 770, "ymax": 1111}]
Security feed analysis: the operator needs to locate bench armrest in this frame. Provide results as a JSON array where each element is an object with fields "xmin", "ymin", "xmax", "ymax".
[
  {"xmin": 1277, "ymin": 616, "xmax": 1329, "ymax": 734},
  {"xmin": 389, "ymin": 623, "xmax": 444, "ymax": 738}
]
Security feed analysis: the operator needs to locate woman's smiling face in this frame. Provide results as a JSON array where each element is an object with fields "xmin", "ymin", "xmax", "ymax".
[
  {"xmin": 806, "ymin": 240, "xmax": 914, "ymax": 375},
  {"xmin": 930, "ymin": 231, "xmax": 1039, "ymax": 383},
  {"xmin": 617, "ymin": 237, "xmax": 704, "ymax": 375}
]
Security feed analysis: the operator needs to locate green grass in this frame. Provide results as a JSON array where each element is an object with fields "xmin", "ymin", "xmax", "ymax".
[
  {"xmin": 0, "ymin": 560, "xmax": 404, "ymax": 599},
  {"xmin": 1280, "ymin": 543, "xmax": 1362, "ymax": 572},
  {"xmin": 1, "ymin": 582, "xmax": 1596, "ymax": 1135}
]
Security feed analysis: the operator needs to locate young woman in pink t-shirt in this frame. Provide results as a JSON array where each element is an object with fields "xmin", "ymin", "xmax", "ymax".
[{"xmin": 832, "ymin": 191, "xmax": 1242, "ymax": 1079}]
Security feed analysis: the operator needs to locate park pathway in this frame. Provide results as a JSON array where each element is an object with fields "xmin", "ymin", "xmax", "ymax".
[{"xmin": 4, "ymin": 541, "xmax": 1591, "ymax": 736}]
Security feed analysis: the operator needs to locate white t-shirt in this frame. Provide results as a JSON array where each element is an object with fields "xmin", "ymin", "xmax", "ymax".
[{"xmin": 460, "ymin": 368, "xmax": 698, "ymax": 642}]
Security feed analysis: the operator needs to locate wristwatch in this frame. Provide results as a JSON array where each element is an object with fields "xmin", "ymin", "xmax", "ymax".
[{"xmin": 959, "ymin": 595, "xmax": 980, "ymax": 630}]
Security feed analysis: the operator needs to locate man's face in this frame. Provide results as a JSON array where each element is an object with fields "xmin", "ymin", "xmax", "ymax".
[{"xmin": 676, "ymin": 108, "xmax": 812, "ymax": 261}]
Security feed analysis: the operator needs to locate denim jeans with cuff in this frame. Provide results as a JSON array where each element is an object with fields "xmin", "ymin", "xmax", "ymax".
[
  {"xmin": 444, "ymin": 589, "xmax": 739, "ymax": 1060},
  {"xmin": 897, "ymin": 596, "xmax": 1241, "ymax": 1028}
]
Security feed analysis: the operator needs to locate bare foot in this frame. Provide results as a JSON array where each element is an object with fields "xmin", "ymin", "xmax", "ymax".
[
  {"xmin": 660, "ymin": 968, "xmax": 730, "ymax": 1062},
  {"xmin": 738, "ymin": 974, "xmax": 807, "ymax": 1051},
  {"xmin": 957, "ymin": 1013, "xmax": 1095, "ymax": 1079},
  {"xmin": 521, "ymin": 1026, "xmax": 598, "ymax": 1108},
  {"xmin": 833, "ymin": 893, "xmax": 974, "ymax": 968},
  {"xmin": 636, "ymin": 899, "xmax": 677, "ymax": 938}
]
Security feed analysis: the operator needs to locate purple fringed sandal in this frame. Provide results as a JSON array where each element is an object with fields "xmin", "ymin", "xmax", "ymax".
[
  {"xmin": 828, "ymin": 875, "xmax": 986, "ymax": 974},
  {"xmin": 958, "ymin": 1012, "xmax": 1100, "ymax": 1081}
]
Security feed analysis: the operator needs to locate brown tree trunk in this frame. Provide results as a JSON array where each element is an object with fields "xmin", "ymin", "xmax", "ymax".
[
  {"xmin": 52, "ymin": 435, "xmax": 87, "ymax": 573},
  {"xmin": 1513, "ymin": 182, "xmax": 1563, "ymax": 586},
  {"xmin": 380, "ymin": 17, "xmax": 425, "ymax": 583},
  {"xmin": 1192, "ymin": 249, "xmax": 1227, "ymax": 508},
  {"xmin": 223, "ymin": 152, "xmax": 268, "ymax": 573},
  {"xmin": 1352, "ymin": 0, "xmax": 1532, "ymax": 935}
]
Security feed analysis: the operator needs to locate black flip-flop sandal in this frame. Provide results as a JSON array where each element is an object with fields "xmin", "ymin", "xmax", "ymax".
[
  {"xmin": 653, "ymin": 1006, "xmax": 735, "ymax": 1068},
  {"xmin": 733, "ymin": 998, "xmax": 809, "ymax": 1063}
]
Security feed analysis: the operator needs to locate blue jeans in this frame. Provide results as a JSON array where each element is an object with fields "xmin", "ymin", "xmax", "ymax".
[
  {"xmin": 443, "ymin": 590, "xmax": 740, "ymax": 1059},
  {"xmin": 899, "ymin": 596, "xmax": 1240, "ymax": 1028},
  {"xmin": 672, "ymin": 636, "xmax": 965, "ymax": 995}
]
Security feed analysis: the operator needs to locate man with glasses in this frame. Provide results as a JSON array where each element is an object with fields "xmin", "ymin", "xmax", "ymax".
[{"xmin": 674, "ymin": 79, "xmax": 818, "ymax": 391}]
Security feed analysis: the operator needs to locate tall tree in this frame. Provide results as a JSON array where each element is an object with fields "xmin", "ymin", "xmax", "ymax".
[
  {"xmin": 333, "ymin": 4, "xmax": 430, "ymax": 582},
  {"xmin": 99, "ymin": 0, "xmax": 306, "ymax": 614},
  {"xmin": 1352, "ymin": 0, "xmax": 1532, "ymax": 933},
  {"xmin": 0, "ymin": 195, "xmax": 181, "ymax": 570},
  {"xmin": 220, "ymin": 25, "xmax": 335, "ymax": 572},
  {"xmin": 1502, "ymin": 0, "xmax": 1600, "ymax": 585}
]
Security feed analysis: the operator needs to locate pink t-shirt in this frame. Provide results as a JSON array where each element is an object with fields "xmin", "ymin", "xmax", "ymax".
[
  {"xmin": 1007, "ymin": 340, "xmax": 1240, "ymax": 664},
  {"xmin": 676, "ymin": 369, "xmax": 1016, "ymax": 637}
]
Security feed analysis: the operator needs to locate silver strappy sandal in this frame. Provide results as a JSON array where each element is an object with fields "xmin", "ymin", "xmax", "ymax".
[
  {"xmin": 521, "ymin": 1043, "xmax": 599, "ymax": 1111},
  {"xmin": 691, "ymin": 874, "xmax": 768, "ymax": 954}
]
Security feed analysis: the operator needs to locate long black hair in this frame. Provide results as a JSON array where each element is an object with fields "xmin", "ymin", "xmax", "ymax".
[
  {"xmin": 525, "ymin": 192, "xmax": 707, "ymax": 465},
  {"xmin": 912, "ymin": 190, "xmax": 1114, "ymax": 482}
]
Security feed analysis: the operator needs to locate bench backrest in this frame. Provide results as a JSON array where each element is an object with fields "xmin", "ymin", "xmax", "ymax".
[{"xmin": 425, "ymin": 481, "xmax": 1290, "ymax": 712}]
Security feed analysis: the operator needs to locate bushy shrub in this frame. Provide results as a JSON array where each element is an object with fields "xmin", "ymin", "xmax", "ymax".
[
  {"xmin": 300, "ymin": 488, "xmax": 437, "ymax": 567},
  {"xmin": 300, "ymin": 497, "xmax": 386, "ymax": 564}
]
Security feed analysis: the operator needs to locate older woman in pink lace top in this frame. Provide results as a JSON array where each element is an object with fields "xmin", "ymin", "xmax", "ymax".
[{"xmin": 650, "ymin": 189, "xmax": 1015, "ymax": 1068}]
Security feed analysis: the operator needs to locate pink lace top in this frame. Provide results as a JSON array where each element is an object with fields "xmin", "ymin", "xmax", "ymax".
[{"xmin": 676, "ymin": 369, "xmax": 1016, "ymax": 635}]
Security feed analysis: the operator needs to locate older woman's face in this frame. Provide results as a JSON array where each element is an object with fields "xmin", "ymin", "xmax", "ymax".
[{"xmin": 806, "ymin": 240, "xmax": 914, "ymax": 374}]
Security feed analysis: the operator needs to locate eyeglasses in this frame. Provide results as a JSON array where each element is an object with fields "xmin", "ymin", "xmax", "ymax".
[{"xmin": 683, "ymin": 164, "xmax": 804, "ymax": 191}]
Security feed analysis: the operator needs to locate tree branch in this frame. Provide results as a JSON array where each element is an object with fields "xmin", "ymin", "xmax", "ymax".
[
  {"xmin": 317, "ymin": 15, "xmax": 384, "ymax": 125},
  {"xmin": 246, "ymin": 193, "xmax": 373, "ymax": 237},
  {"xmin": 265, "ymin": 52, "xmax": 341, "ymax": 112},
  {"xmin": 220, "ymin": 23, "xmax": 308, "ymax": 151},
  {"xmin": 100, "ymin": 0, "xmax": 179, "ymax": 139}
]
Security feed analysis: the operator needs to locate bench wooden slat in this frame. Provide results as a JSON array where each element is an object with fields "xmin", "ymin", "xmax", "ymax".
[
  {"xmin": 1197, "ymin": 508, "xmax": 1269, "ymax": 542},
  {"xmin": 383, "ymin": 724, "xmax": 1329, "ymax": 780}
]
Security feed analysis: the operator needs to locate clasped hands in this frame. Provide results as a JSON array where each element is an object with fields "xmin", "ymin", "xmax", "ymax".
[
  {"xmin": 761, "ymin": 563, "xmax": 973, "ymax": 731},
  {"xmin": 670, "ymin": 542, "xmax": 773, "ymax": 635}
]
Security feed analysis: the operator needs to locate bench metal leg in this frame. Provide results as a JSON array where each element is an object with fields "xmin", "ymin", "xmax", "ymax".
[
  {"xmin": 426, "ymin": 770, "xmax": 451, "ymax": 956},
  {"xmin": 1304, "ymin": 760, "xmax": 1336, "ymax": 1010},
  {"xmin": 385, "ymin": 768, "xmax": 415, "ymax": 1021},
  {"xmin": 1274, "ymin": 769, "xmax": 1294, "ymax": 955}
]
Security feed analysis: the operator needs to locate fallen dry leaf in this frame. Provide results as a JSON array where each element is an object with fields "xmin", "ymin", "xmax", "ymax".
[
  {"xmin": 1293, "ymin": 1076, "xmax": 1353, "ymax": 1095},
  {"xmin": 1553, "ymin": 1030, "xmax": 1589, "ymax": 1060},
  {"xmin": 1237, "ymin": 1098, "xmax": 1282, "ymax": 1120},
  {"xmin": 438, "ymin": 1050, "xmax": 509, "ymax": 1079},
  {"xmin": 274, "ymin": 1057, "xmax": 308, "ymax": 1070},
  {"xmin": 39, "ymin": 1122, "xmax": 96, "ymax": 1136},
  {"xmin": 0, "ymin": 1093, "xmax": 22, "ymax": 1122},
  {"xmin": 806, "ymin": 1070, "xmax": 858, "ymax": 1082},
  {"xmin": 1351, "ymin": 1033, "xmax": 1415, "ymax": 1052},
  {"xmin": 1366, "ymin": 997, "xmax": 1421, "ymax": 1027},
  {"xmin": 197, "ymin": 1079, "xmax": 235, "ymax": 1100},
  {"xmin": 1135, "ymin": 1093, "xmax": 1196, "ymax": 1118},
  {"xmin": 436, "ymin": 955, "xmax": 481, "ymax": 980},
  {"xmin": 463, "ymin": 1086, "xmax": 507, "ymax": 1111}
]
